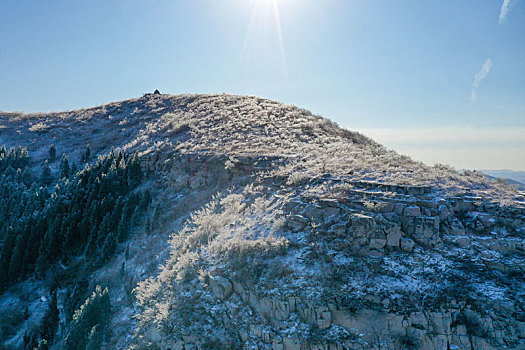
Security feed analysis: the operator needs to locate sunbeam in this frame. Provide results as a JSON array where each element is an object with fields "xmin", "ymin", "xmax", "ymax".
[
  {"xmin": 241, "ymin": 0, "xmax": 288, "ymax": 77},
  {"xmin": 272, "ymin": 0, "xmax": 288, "ymax": 77}
]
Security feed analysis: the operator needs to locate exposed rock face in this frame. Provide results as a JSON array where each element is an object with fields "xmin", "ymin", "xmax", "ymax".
[
  {"xmin": 209, "ymin": 276, "xmax": 233, "ymax": 300},
  {"xmin": 135, "ymin": 152, "xmax": 525, "ymax": 350}
]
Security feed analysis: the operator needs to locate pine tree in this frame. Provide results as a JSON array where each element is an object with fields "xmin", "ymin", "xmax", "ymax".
[
  {"xmin": 70, "ymin": 162, "xmax": 78, "ymax": 176},
  {"xmin": 49, "ymin": 145, "xmax": 57, "ymax": 162},
  {"xmin": 126, "ymin": 152, "xmax": 143, "ymax": 187},
  {"xmin": 101, "ymin": 230, "xmax": 117, "ymax": 262},
  {"xmin": 138, "ymin": 190, "xmax": 152, "ymax": 212},
  {"xmin": 85, "ymin": 325, "xmax": 103, "ymax": 350},
  {"xmin": 85, "ymin": 231, "xmax": 99, "ymax": 258},
  {"xmin": 64, "ymin": 286, "xmax": 111, "ymax": 350},
  {"xmin": 60, "ymin": 154, "xmax": 70, "ymax": 179},
  {"xmin": 0, "ymin": 226, "xmax": 17, "ymax": 288},
  {"xmin": 117, "ymin": 213, "xmax": 129, "ymax": 242},
  {"xmin": 41, "ymin": 289, "xmax": 59, "ymax": 342},
  {"xmin": 40, "ymin": 160, "xmax": 52, "ymax": 185},
  {"xmin": 8, "ymin": 235, "xmax": 24, "ymax": 282},
  {"xmin": 14, "ymin": 146, "xmax": 30, "ymax": 169},
  {"xmin": 80, "ymin": 145, "xmax": 91, "ymax": 164}
]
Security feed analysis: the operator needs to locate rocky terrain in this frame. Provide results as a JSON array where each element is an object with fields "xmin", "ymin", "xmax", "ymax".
[{"xmin": 0, "ymin": 93, "xmax": 524, "ymax": 349}]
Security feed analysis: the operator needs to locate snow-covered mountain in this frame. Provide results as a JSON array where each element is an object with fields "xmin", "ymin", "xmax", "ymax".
[{"xmin": 0, "ymin": 94, "xmax": 524, "ymax": 349}]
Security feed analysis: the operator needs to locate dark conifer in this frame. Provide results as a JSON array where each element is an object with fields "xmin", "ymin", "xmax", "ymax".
[
  {"xmin": 40, "ymin": 160, "xmax": 52, "ymax": 185},
  {"xmin": 126, "ymin": 152, "xmax": 142, "ymax": 187},
  {"xmin": 64, "ymin": 286, "xmax": 111, "ymax": 350},
  {"xmin": 70, "ymin": 162, "xmax": 78, "ymax": 176},
  {"xmin": 101, "ymin": 230, "xmax": 117, "ymax": 262},
  {"xmin": 42, "ymin": 289, "xmax": 59, "ymax": 342},
  {"xmin": 60, "ymin": 154, "xmax": 70, "ymax": 178},
  {"xmin": 8, "ymin": 235, "xmax": 24, "ymax": 282},
  {"xmin": 85, "ymin": 325, "xmax": 103, "ymax": 350},
  {"xmin": 49, "ymin": 145, "xmax": 56, "ymax": 162},
  {"xmin": 80, "ymin": 145, "xmax": 91, "ymax": 164}
]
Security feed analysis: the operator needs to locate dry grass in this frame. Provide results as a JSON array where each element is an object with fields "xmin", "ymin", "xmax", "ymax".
[{"xmin": 0, "ymin": 93, "xmax": 518, "ymax": 202}]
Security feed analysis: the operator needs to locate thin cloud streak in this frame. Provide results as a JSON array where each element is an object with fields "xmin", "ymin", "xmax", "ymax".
[
  {"xmin": 499, "ymin": 0, "xmax": 511, "ymax": 23},
  {"xmin": 471, "ymin": 58, "xmax": 492, "ymax": 101}
]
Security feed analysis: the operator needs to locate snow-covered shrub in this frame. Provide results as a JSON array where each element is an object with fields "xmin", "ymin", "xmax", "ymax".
[
  {"xmin": 29, "ymin": 121, "xmax": 50, "ymax": 132},
  {"xmin": 133, "ymin": 188, "xmax": 289, "ymax": 344}
]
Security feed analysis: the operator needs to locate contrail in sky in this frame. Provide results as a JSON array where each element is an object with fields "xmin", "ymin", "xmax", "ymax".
[{"xmin": 471, "ymin": 58, "xmax": 492, "ymax": 101}]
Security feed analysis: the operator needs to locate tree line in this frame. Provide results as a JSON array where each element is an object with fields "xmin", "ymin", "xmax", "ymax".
[{"xmin": 0, "ymin": 145, "xmax": 150, "ymax": 292}]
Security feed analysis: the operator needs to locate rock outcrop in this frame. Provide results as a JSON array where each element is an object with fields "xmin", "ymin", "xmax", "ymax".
[{"xmin": 136, "ymin": 151, "xmax": 525, "ymax": 350}]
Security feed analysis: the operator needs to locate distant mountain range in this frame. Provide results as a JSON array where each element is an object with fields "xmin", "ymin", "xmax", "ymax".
[{"xmin": 481, "ymin": 169, "xmax": 525, "ymax": 190}]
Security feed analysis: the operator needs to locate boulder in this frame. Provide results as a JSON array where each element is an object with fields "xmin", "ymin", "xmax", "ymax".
[
  {"xmin": 394, "ymin": 203, "xmax": 406, "ymax": 215},
  {"xmin": 146, "ymin": 326, "xmax": 162, "ymax": 342},
  {"xmin": 297, "ymin": 304, "xmax": 332, "ymax": 330},
  {"xmin": 303, "ymin": 204, "xmax": 340, "ymax": 223},
  {"xmin": 349, "ymin": 214, "xmax": 376, "ymax": 237},
  {"xmin": 404, "ymin": 206, "xmax": 421, "ymax": 217},
  {"xmin": 287, "ymin": 214, "xmax": 308, "ymax": 232},
  {"xmin": 414, "ymin": 216, "xmax": 439, "ymax": 236},
  {"xmin": 283, "ymin": 336, "xmax": 302, "ymax": 350},
  {"xmin": 189, "ymin": 175, "xmax": 205, "ymax": 189},
  {"xmin": 328, "ymin": 222, "xmax": 347, "ymax": 236},
  {"xmin": 401, "ymin": 238, "xmax": 415, "ymax": 252},
  {"xmin": 404, "ymin": 216, "xmax": 440, "ymax": 246},
  {"xmin": 453, "ymin": 236, "xmax": 470, "ymax": 248},
  {"xmin": 369, "ymin": 238, "xmax": 386, "ymax": 250},
  {"xmin": 209, "ymin": 276, "xmax": 233, "ymax": 299},
  {"xmin": 386, "ymin": 229, "xmax": 401, "ymax": 247}
]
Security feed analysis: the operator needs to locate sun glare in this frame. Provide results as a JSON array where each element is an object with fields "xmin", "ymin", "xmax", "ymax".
[{"xmin": 241, "ymin": 0, "xmax": 287, "ymax": 77}]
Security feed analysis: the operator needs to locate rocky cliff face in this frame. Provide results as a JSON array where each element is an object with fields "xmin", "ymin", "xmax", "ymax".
[
  {"xmin": 1, "ymin": 94, "xmax": 523, "ymax": 349},
  {"xmin": 133, "ymin": 151, "xmax": 524, "ymax": 350}
]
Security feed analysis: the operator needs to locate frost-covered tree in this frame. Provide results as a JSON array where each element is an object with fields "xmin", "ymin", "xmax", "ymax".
[
  {"xmin": 85, "ymin": 325, "xmax": 103, "ymax": 350},
  {"xmin": 64, "ymin": 286, "xmax": 111, "ymax": 350},
  {"xmin": 126, "ymin": 152, "xmax": 142, "ymax": 187},
  {"xmin": 40, "ymin": 160, "xmax": 52, "ymax": 185},
  {"xmin": 60, "ymin": 153, "xmax": 70, "ymax": 178},
  {"xmin": 80, "ymin": 145, "xmax": 91, "ymax": 163},
  {"xmin": 0, "ymin": 147, "xmax": 146, "ymax": 288}
]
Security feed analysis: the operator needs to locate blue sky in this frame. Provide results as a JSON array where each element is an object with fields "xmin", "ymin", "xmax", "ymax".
[{"xmin": 0, "ymin": 0, "xmax": 524, "ymax": 170}]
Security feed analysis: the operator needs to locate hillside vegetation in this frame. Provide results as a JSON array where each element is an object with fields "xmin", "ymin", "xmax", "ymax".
[
  {"xmin": 0, "ymin": 94, "xmax": 515, "ymax": 197},
  {"xmin": 0, "ymin": 94, "xmax": 523, "ymax": 350}
]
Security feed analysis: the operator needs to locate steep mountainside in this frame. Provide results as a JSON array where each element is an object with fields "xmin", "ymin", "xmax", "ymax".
[{"xmin": 0, "ymin": 94, "xmax": 524, "ymax": 350}]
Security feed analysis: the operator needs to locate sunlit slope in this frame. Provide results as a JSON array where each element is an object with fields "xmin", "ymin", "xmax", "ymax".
[{"xmin": 0, "ymin": 93, "xmax": 518, "ymax": 197}]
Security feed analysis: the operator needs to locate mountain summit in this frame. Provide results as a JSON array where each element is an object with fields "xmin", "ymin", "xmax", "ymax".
[
  {"xmin": 1, "ymin": 94, "xmax": 516, "ymax": 195},
  {"xmin": 0, "ymin": 94, "xmax": 524, "ymax": 349}
]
